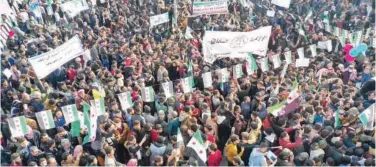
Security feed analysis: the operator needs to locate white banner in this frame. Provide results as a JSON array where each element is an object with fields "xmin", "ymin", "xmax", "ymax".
[
  {"xmin": 61, "ymin": 0, "xmax": 89, "ymax": 18},
  {"xmin": 193, "ymin": 0, "xmax": 228, "ymax": 15},
  {"xmin": 203, "ymin": 26, "xmax": 272, "ymax": 63},
  {"xmin": 28, "ymin": 36, "xmax": 84, "ymax": 79},
  {"xmin": 271, "ymin": 0, "xmax": 291, "ymax": 8},
  {"xmin": 150, "ymin": 12, "xmax": 169, "ymax": 27},
  {"xmin": 202, "ymin": 72, "xmax": 213, "ymax": 88}
]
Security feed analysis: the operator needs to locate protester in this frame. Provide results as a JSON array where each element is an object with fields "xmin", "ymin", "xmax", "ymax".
[{"xmin": 0, "ymin": 0, "xmax": 375, "ymax": 166}]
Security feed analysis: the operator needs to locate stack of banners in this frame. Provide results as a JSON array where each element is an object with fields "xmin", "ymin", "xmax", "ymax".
[
  {"xmin": 185, "ymin": 27, "xmax": 194, "ymax": 40},
  {"xmin": 83, "ymin": 103, "xmax": 97, "ymax": 143},
  {"xmin": 61, "ymin": 0, "xmax": 89, "ymax": 18},
  {"xmin": 142, "ymin": 86, "xmax": 155, "ymax": 102},
  {"xmin": 8, "ymin": 116, "xmax": 30, "ymax": 138},
  {"xmin": 218, "ymin": 68, "xmax": 229, "ymax": 83},
  {"xmin": 233, "ymin": 64, "xmax": 243, "ymax": 79},
  {"xmin": 149, "ymin": 12, "xmax": 169, "ymax": 27},
  {"xmin": 272, "ymin": 54, "xmax": 281, "ymax": 69},
  {"xmin": 118, "ymin": 92, "xmax": 133, "ymax": 110},
  {"xmin": 192, "ymin": 0, "xmax": 228, "ymax": 15},
  {"xmin": 284, "ymin": 51, "xmax": 292, "ymax": 64},
  {"xmin": 35, "ymin": 110, "xmax": 55, "ymax": 130},
  {"xmin": 295, "ymin": 58, "xmax": 310, "ymax": 67},
  {"xmin": 182, "ymin": 77, "xmax": 193, "ymax": 93},
  {"xmin": 260, "ymin": 57, "xmax": 269, "ymax": 72},
  {"xmin": 246, "ymin": 53, "xmax": 258, "ymax": 74},
  {"xmin": 359, "ymin": 103, "xmax": 375, "ymax": 130},
  {"xmin": 90, "ymin": 98, "xmax": 106, "ymax": 116},
  {"xmin": 187, "ymin": 130, "xmax": 207, "ymax": 162},
  {"xmin": 271, "ymin": 0, "xmax": 291, "ymax": 8},
  {"xmin": 202, "ymin": 72, "xmax": 213, "ymax": 88},
  {"xmin": 310, "ymin": 44, "xmax": 317, "ymax": 57},
  {"xmin": 203, "ymin": 26, "xmax": 272, "ymax": 64},
  {"xmin": 61, "ymin": 104, "xmax": 80, "ymax": 124},
  {"xmin": 162, "ymin": 81, "xmax": 174, "ymax": 98},
  {"xmin": 268, "ymin": 98, "xmax": 300, "ymax": 117},
  {"xmin": 286, "ymin": 80, "xmax": 299, "ymax": 103},
  {"xmin": 297, "ymin": 47, "xmax": 305, "ymax": 59},
  {"xmin": 28, "ymin": 36, "xmax": 84, "ymax": 79}
]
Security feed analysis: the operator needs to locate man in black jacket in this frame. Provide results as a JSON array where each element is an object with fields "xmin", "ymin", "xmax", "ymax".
[{"xmin": 239, "ymin": 132, "xmax": 255, "ymax": 166}]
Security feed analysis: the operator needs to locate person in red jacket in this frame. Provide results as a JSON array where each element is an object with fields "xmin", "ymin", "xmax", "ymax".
[
  {"xmin": 278, "ymin": 128, "xmax": 303, "ymax": 151},
  {"xmin": 207, "ymin": 143, "xmax": 222, "ymax": 166}
]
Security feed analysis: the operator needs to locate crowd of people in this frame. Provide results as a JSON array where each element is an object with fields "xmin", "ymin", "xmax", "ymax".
[{"xmin": 0, "ymin": 0, "xmax": 375, "ymax": 166}]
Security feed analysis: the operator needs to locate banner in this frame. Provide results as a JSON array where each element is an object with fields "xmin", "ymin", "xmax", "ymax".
[
  {"xmin": 271, "ymin": 0, "xmax": 291, "ymax": 8},
  {"xmin": 202, "ymin": 72, "xmax": 212, "ymax": 88},
  {"xmin": 36, "ymin": 110, "xmax": 55, "ymax": 130},
  {"xmin": 61, "ymin": 0, "xmax": 89, "ymax": 18},
  {"xmin": 28, "ymin": 36, "xmax": 84, "ymax": 79},
  {"xmin": 118, "ymin": 92, "xmax": 133, "ymax": 110},
  {"xmin": 162, "ymin": 81, "xmax": 174, "ymax": 98},
  {"xmin": 61, "ymin": 104, "xmax": 80, "ymax": 124},
  {"xmin": 203, "ymin": 26, "xmax": 272, "ymax": 63},
  {"xmin": 150, "ymin": 12, "xmax": 169, "ymax": 27},
  {"xmin": 192, "ymin": 0, "xmax": 228, "ymax": 15},
  {"xmin": 0, "ymin": 0, "xmax": 12, "ymax": 15},
  {"xmin": 8, "ymin": 116, "xmax": 30, "ymax": 138}
]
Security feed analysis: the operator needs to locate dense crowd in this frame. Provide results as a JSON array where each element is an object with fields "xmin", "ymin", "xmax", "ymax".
[{"xmin": 0, "ymin": 0, "xmax": 375, "ymax": 166}]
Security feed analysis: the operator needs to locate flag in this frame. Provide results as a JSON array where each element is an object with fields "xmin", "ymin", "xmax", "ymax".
[
  {"xmin": 141, "ymin": 86, "xmax": 155, "ymax": 102},
  {"xmin": 202, "ymin": 72, "xmax": 212, "ymax": 88},
  {"xmin": 92, "ymin": 89, "xmax": 102, "ymax": 100},
  {"xmin": 61, "ymin": 104, "xmax": 80, "ymax": 124},
  {"xmin": 272, "ymin": 54, "xmax": 281, "ymax": 69},
  {"xmin": 233, "ymin": 64, "xmax": 243, "ymax": 79},
  {"xmin": 90, "ymin": 98, "xmax": 106, "ymax": 116},
  {"xmin": 177, "ymin": 128, "xmax": 184, "ymax": 147},
  {"xmin": 35, "ymin": 110, "xmax": 55, "ymax": 130},
  {"xmin": 365, "ymin": 28, "xmax": 372, "ymax": 39},
  {"xmin": 185, "ymin": 27, "xmax": 194, "ymax": 40},
  {"xmin": 339, "ymin": 29, "xmax": 347, "ymax": 45},
  {"xmin": 246, "ymin": 53, "xmax": 258, "ymax": 74},
  {"xmin": 71, "ymin": 121, "xmax": 81, "ymax": 137},
  {"xmin": 268, "ymin": 101, "xmax": 286, "ymax": 116},
  {"xmin": 304, "ymin": 8, "xmax": 312, "ymax": 22},
  {"xmin": 324, "ymin": 23, "xmax": 331, "ymax": 33},
  {"xmin": 322, "ymin": 15, "xmax": 330, "ymax": 25},
  {"xmin": 83, "ymin": 103, "xmax": 98, "ymax": 144},
  {"xmin": 218, "ymin": 68, "xmax": 229, "ymax": 83},
  {"xmin": 162, "ymin": 81, "xmax": 174, "ymax": 98},
  {"xmin": 310, "ymin": 44, "xmax": 317, "ymax": 57},
  {"xmin": 249, "ymin": 8, "xmax": 254, "ymax": 20},
  {"xmin": 260, "ymin": 57, "xmax": 268, "ymax": 72},
  {"xmin": 118, "ymin": 92, "xmax": 133, "ymax": 110},
  {"xmin": 187, "ymin": 130, "xmax": 207, "ymax": 162},
  {"xmin": 297, "ymin": 47, "xmax": 304, "ymax": 59},
  {"xmin": 352, "ymin": 31, "xmax": 363, "ymax": 47},
  {"xmin": 327, "ymin": 40, "xmax": 332, "ymax": 52},
  {"xmin": 333, "ymin": 27, "xmax": 340, "ymax": 37},
  {"xmin": 280, "ymin": 63, "xmax": 288, "ymax": 77},
  {"xmin": 187, "ymin": 59, "xmax": 195, "ymax": 86},
  {"xmin": 284, "ymin": 51, "xmax": 292, "ymax": 64},
  {"xmin": 359, "ymin": 104, "xmax": 375, "ymax": 130},
  {"xmin": 286, "ymin": 80, "xmax": 299, "ymax": 104},
  {"xmin": 182, "ymin": 77, "xmax": 193, "ymax": 93},
  {"xmin": 8, "ymin": 116, "xmax": 30, "ymax": 138},
  {"xmin": 299, "ymin": 24, "xmax": 308, "ymax": 42},
  {"xmin": 334, "ymin": 109, "xmax": 341, "ymax": 128}
]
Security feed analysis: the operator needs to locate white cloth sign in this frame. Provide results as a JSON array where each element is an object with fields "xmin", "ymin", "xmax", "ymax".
[
  {"xmin": 203, "ymin": 26, "xmax": 272, "ymax": 63},
  {"xmin": 28, "ymin": 36, "xmax": 84, "ymax": 79},
  {"xmin": 192, "ymin": 0, "xmax": 228, "ymax": 15},
  {"xmin": 295, "ymin": 58, "xmax": 310, "ymax": 67},
  {"xmin": 327, "ymin": 40, "xmax": 332, "ymax": 52},
  {"xmin": 202, "ymin": 72, "xmax": 213, "ymax": 88},
  {"xmin": 271, "ymin": 0, "xmax": 291, "ymax": 8},
  {"xmin": 272, "ymin": 54, "xmax": 281, "ymax": 69},
  {"xmin": 310, "ymin": 44, "xmax": 317, "ymax": 57},
  {"xmin": 284, "ymin": 51, "xmax": 292, "ymax": 64},
  {"xmin": 297, "ymin": 47, "xmax": 304, "ymax": 59},
  {"xmin": 61, "ymin": 0, "xmax": 89, "ymax": 18},
  {"xmin": 2, "ymin": 68, "xmax": 12, "ymax": 79},
  {"xmin": 266, "ymin": 10, "xmax": 275, "ymax": 17},
  {"xmin": 150, "ymin": 12, "xmax": 169, "ymax": 27}
]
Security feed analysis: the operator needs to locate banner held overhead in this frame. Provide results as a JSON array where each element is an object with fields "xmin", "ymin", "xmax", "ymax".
[{"xmin": 192, "ymin": 0, "xmax": 228, "ymax": 15}]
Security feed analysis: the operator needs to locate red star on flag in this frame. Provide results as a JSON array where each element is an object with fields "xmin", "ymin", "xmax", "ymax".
[
  {"xmin": 91, "ymin": 114, "xmax": 95, "ymax": 117},
  {"xmin": 43, "ymin": 118, "xmax": 47, "ymax": 122},
  {"xmin": 288, "ymin": 96, "xmax": 292, "ymax": 100},
  {"xmin": 192, "ymin": 141, "xmax": 196, "ymax": 145},
  {"xmin": 15, "ymin": 119, "xmax": 19, "ymax": 122},
  {"xmin": 44, "ymin": 124, "xmax": 49, "ymax": 127},
  {"xmin": 199, "ymin": 150, "xmax": 203, "ymax": 154},
  {"xmin": 92, "ymin": 125, "xmax": 95, "ymax": 127}
]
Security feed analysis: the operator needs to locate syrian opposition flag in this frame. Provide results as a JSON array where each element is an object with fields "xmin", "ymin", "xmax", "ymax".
[
  {"xmin": 162, "ymin": 81, "xmax": 174, "ymax": 98},
  {"xmin": 268, "ymin": 101, "xmax": 286, "ymax": 116},
  {"xmin": 260, "ymin": 57, "xmax": 269, "ymax": 72},
  {"xmin": 90, "ymin": 98, "xmax": 106, "ymax": 116},
  {"xmin": 286, "ymin": 80, "xmax": 299, "ymax": 104},
  {"xmin": 334, "ymin": 109, "xmax": 341, "ymax": 128},
  {"xmin": 8, "ymin": 116, "xmax": 30, "ymax": 138},
  {"xmin": 83, "ymin": 103, "xmax": 98, "ymax": 144},
  {"xmin": 188, "ymin": 59, "xmax": 195, "ymax": 86},
  {"xmin": 35, "ymin": 110, "xmax": 55, "ymax": 130},
  {"xmin": 284, "ymin": 51, "xmax": 292, "ymax": 64},
  {"xmin": 352, "ymin": 31, "xmax": 363, "ymax": 47},
  {"xmin": 233, "ymin": 64, "xmax": 243, "ymax": 79},
  {"xmin": 118, "ymin": 92, "xmax": 133, "ymax": 110},
  {"xmin": 333, "ymin": 27, "xmax": 340, "ymax": 37},
  {"xmin": 202, "ymin": 72, "xmax": 213, "ymax": 88},
  {"xmin": 246, "ymin": 53, "xmax": 258, "ymax": 75},
  {"xmin": 310, "ymin": 44, "xmax": 317, "ymax": 57},
  {"xmin": 71, "ymin": 111, "xmax": 86, "ymax": 137},
  {"xmin": 187, "ymin": 130, "xmax": 207, "ymax": 162},
  {"xmin": 182, "ymin": 77, "xmax": 193, "ymax": 93},
  {"xmin": 297, "ymin": 47, "xmax": 304, "ymax": 59},
  {"xmin": 359, "ymin": 103, "xmax": 375, "ymax": 130},
  {"xmin": 218, "ymin": 68, "xmax": 229, "ymax": 83},
  {"xmin": 61, "ymin": 104, "xmax": 80, "ymax": 124},
  {"xmin": 141, "ymin": 86, "xmax": 155, "ymax": 102},
  {"xmin": 304, "ymin": 8, "xmax": 313, "ymax": 22}
]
